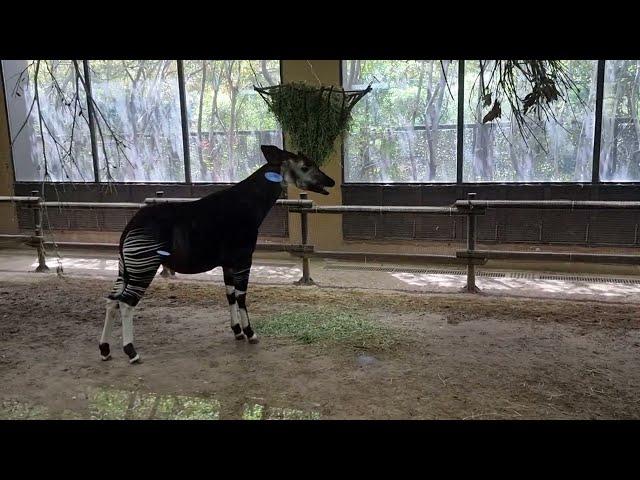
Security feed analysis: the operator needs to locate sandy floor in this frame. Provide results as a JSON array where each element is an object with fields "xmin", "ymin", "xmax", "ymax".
[
  {"xmin": 1, "ymin": 274, "xmax": 639, "ymax": 420},
  {"xmin": 1, "ymin": 247, "xmax": 640, "ymax": 304}
]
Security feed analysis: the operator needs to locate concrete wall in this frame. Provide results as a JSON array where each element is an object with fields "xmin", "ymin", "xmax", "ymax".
[
  {"xmin": 281, "ymin": 60, "xmax": 343, "ymax": 250},
  {"xmin": 0, "ymin": 72, "xmax": 17, "ymax": 234}
]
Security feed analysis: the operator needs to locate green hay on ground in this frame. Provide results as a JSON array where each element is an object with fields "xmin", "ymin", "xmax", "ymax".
[{"xmin": 255, "ymin": 309, "xmax": 399, "ymax": 351}]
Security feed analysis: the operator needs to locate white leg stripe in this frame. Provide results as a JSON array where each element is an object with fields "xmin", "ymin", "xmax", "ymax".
[
  {"xmin": 239, "ymin": 309, "xmax": 249, "ymax": 329},
  {"xmin": 100, "ymin": 299, "xmax": 119, "ymax": 345},
  {"xmin": 119, "ymin": 302, "xmax": 135, "ymax": 347},
  {"xmin": 230, "ymin": 304, "xmax": 241, "ymax": 327}
]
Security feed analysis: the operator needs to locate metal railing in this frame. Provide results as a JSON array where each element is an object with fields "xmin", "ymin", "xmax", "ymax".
[{"xmin": 1, "ymin": 193, "xmax": 639, "ymax": 293}]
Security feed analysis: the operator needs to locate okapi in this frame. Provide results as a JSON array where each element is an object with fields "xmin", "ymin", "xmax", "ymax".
[{"xmin": 99, "ymin": 145, "xmax": 335, "ymax": 364}]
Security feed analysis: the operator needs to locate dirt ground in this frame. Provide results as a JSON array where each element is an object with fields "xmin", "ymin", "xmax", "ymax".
[{"xmin": 1, "ymin": 274, "xmax": 639, "ymax": 420}]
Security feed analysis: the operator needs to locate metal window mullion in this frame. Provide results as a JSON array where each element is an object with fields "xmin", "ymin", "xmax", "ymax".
[
  {"xmin": 176, "ymin": 60, "xmax": 191, "ymax": 184},
  {"xmin": 83, "ymin": 60, "xmax": 100, "ymax": 183},
  {"xmin": 591, "ymin": 60, "xmax": 606, "ymax": 184},
  {"xmin": 457, "ymin": 60, "xmax": 465, "ymax": 184}
]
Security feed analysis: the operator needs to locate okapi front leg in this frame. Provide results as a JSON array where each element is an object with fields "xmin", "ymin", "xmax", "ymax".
[
  {"xmin": 232, "ymin": 267, "xmax": 258, "ymax": 344},
  {"xmin": 223, "ymin": 267, "xmax": 244, "ymax": 340}
]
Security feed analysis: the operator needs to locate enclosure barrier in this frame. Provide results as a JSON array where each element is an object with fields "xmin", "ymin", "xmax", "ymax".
[
  {"xmin": 1, "ymin": 194, "xmax": 639, "ymax": 293},
  {"xmin": 0, "ymin": 194, "xmax": 48, "ymax": 272},
  {"xmin": 290, "ymin": 192, "xmax": 487, "ymax": 292},
  {"xmin": 0, "ymin": 192, "xmax": 315, "ymax": 280},
  {"xmin": 453, "ymin": 200, "xmax": 640, "ymax": 210}
]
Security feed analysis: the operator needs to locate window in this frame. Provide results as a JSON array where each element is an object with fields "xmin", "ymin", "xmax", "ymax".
[
  {"xmin": 3, "ymin": 60, "xmax": 639, "ymax": 185},
  {"xmin": 2, "ymin": 60, "xmax": 94, "ymax": 182},
  {"xmin": 600, "ymin": 60, "xmax": 640, "ymax": 182},
  {"xmin": 89, "ymin": 60, "xmax": 184, "ymax": 182},
  {"xmin": 182, "ymin": 60, "xmax": 281, "ymax": 182},
  {"xmin": 2, "ymin": 59, "xmax": 282, "ymax": 184},
  {"xmin": 463, "ymin": 60, "xmax": 598, "ymax": 182},
  {"xmin": 342, "ymin": 60, "xmax": 458, "ymax": 183}
]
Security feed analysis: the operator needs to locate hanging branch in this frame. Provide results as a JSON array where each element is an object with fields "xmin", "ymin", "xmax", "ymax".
[
  {"xmin": 440, "ymin": 60, "xmax": 587, "ymax": 153},
  {"xmin": 72, "ymin": 61, "xmax": 133, "ymax": 176},
  {"xmin": 8, "ymin": 60, "xmax": 132, "ymax": 184}
]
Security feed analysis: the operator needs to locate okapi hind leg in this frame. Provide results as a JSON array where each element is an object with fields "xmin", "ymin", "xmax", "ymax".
[
  {"xmin": 99, "ymin": 259, "xmax": 126, "ymax": 361},
  {"xmin": 223, "ymin": 267, "xmax": 244, "ymax": 340},
  {"xmin": 115, "ymin": 228, "xmax": 166, "ymax": 364},
  {"xmin": 119, "ymin": 301, "xmax": 140, "ymax": 364},
  {"xmin": 99, "ymin": 298, "xmax": 120, "ymax": 361}
]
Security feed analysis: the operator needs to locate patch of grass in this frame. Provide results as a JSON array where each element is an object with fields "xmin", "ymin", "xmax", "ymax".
[
  {"xmin": 0, "ymin": 400, "xmax": 49, "ymax": 419},
  {"xmin": 255, "ymin": 309, "xmax": 399, "ymax": 351}
]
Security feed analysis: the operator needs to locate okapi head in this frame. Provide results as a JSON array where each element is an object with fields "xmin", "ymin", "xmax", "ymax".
[{"xmin": 261, "ymin": 145, "xmax": 336, "ymax": 195}]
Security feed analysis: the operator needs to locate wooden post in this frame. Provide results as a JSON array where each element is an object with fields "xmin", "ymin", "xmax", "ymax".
[
  {"xmin": 31, "ymin": 190, "xmax": 49, "ymax": 272},
  {"xmin": 464, "ymin": 193, "xmax": 479, "ymax": 293},
  {"xmin": 295, "ymin": 192, "xmax": 314, "ymax": 285}
]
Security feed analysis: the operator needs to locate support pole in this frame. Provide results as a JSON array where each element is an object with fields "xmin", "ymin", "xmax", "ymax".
[
  {"xmin": 295, "ymin": 192, "xmax": 314, "ymax": 285},
  {"xmin": 32, "ymin": 190, "xmax": 49, "ymax": 272},
  {"xmin": 464, "ymin": 193, "xmax": 479, "ymax": 293},
  {"xmin": 156, "ymin": 191, "xmax": 175, "ymax": 278}
]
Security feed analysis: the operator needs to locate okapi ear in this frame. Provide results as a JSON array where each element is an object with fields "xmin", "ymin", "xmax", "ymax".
[{"xmin": 261, "ymin": 145, "xmax": 286, "ymax": 165}]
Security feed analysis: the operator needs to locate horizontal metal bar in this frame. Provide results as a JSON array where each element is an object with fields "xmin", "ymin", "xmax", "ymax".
[
  {"xmin": 290, "ymin": 250, "xmax": 475, "ymax": 265},
  {"xmin": 257, "ymin": 243, "xmax": 314, "ymax": 252},
  {"xmin": 42, "ymin": 202, "xmax": 145, "ymax": 209},
  {"xmin": 0, "ymin": 196, "xmax": 41, "ymax": 204},
  {"xmin": 0, "ymin": 234, "xmax": 43, "ymax": 240},
  {"xmin": 290, "ymin": 205, "xmax": 473, "ymax": 215},
  {"xmin": 43, "ymin": 241, "xmax": 118, "ymax": 249},
  {"xmin": 12, "ymin": 198, "xmax": 316, "ymax": 210},
  {"xmin": 41, "ymin": 241, "xmax": 310, "ymax": 253},
  {"xmin": 455, "ymin": 200, "xmax": 640, "ymax": 210},
  {"xmin": 276, "ymin": 199, "xmax": 315, "ymax": 207},
  {"xmin": 144, "ymin": 198, "xmax": 314, "ymax": 208},
  {"xmin": 476, "ymin": 249, "xmax": 640, "ymax": 265}
]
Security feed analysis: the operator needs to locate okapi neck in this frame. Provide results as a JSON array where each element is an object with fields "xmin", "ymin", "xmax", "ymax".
[{"xmin": 227, "ymin": 164, "xmax": 284, "ymax": 223}]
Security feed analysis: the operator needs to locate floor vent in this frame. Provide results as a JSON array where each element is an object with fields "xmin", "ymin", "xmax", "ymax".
[{"xmin": 323, "ymin": 264, "xmax": 640, "ymax": 285}]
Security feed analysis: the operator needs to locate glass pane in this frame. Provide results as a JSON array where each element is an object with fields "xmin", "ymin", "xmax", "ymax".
[
  {"xmin": 89, "ymin": 60, "xmax": 184, "ymax": 182},
  {"xmin": 463, "ymin": 60, "xmax": 597, "ymax": 182},
  {"xmin": 182, "ymin": 60, "xmax": 282, "ymax": 182},
  {"xmin": 600, "ymin": 60, "xmax": 640, "ymax": 182},
  {"xmin": 2, "ymin": 60, "xmax": 94, "ymax": 182},
  {"xmin": 342, "ymin": 60, "xmax": 458, "ymax": 183}
]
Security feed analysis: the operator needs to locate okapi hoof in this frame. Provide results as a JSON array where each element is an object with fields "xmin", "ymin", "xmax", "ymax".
[
  {"xmin": 99, "ymin": 343, "xmax": 111, "ymax": 361},
  {"xmin": 243, "ymin": 327, "xmax": 259, "ymax": 344},
  {"xmin": 123, "ymin": 343, "xmax": 141, "ymax": 364},
  {"xmin": 232, "ymin": 325, "xmax": 245, "ymax": 340}
]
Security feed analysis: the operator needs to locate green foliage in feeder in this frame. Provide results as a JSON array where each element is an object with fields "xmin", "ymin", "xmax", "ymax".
[{"xmin": 255, "ymin": 82, "xmax": 371, "ymax": 166}]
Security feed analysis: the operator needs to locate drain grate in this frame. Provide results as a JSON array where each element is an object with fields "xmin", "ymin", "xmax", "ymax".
[
  {"xmin": 324, "ymin": 264, "xmax": 464, "ymax": 275},
  {"xmin": 323, "ymin": 264, "xmax": 640, "ymax": 285},
  {"xmin": 537, "ymin": 274, "xmax": 640, "ymax": 285}
]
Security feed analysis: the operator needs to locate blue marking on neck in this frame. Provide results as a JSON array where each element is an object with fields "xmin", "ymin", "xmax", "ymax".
[
  {"xmin": 265, "ymin": 171, "xmax": 283, "ymax": 183},
  {"xmin": 157, "ymin": 250, "xmax": 171, "ymax": 256}
]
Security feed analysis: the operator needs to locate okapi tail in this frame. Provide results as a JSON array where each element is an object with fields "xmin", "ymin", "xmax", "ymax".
[{"xmin": 106, "ymin": 226, "xmax": 132, "ymax": 301}]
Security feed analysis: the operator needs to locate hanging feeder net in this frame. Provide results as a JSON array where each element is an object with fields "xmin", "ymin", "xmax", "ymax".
[{"xmin": 255, "ymin": 82, "xmax": 372, "ymax": 166}]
